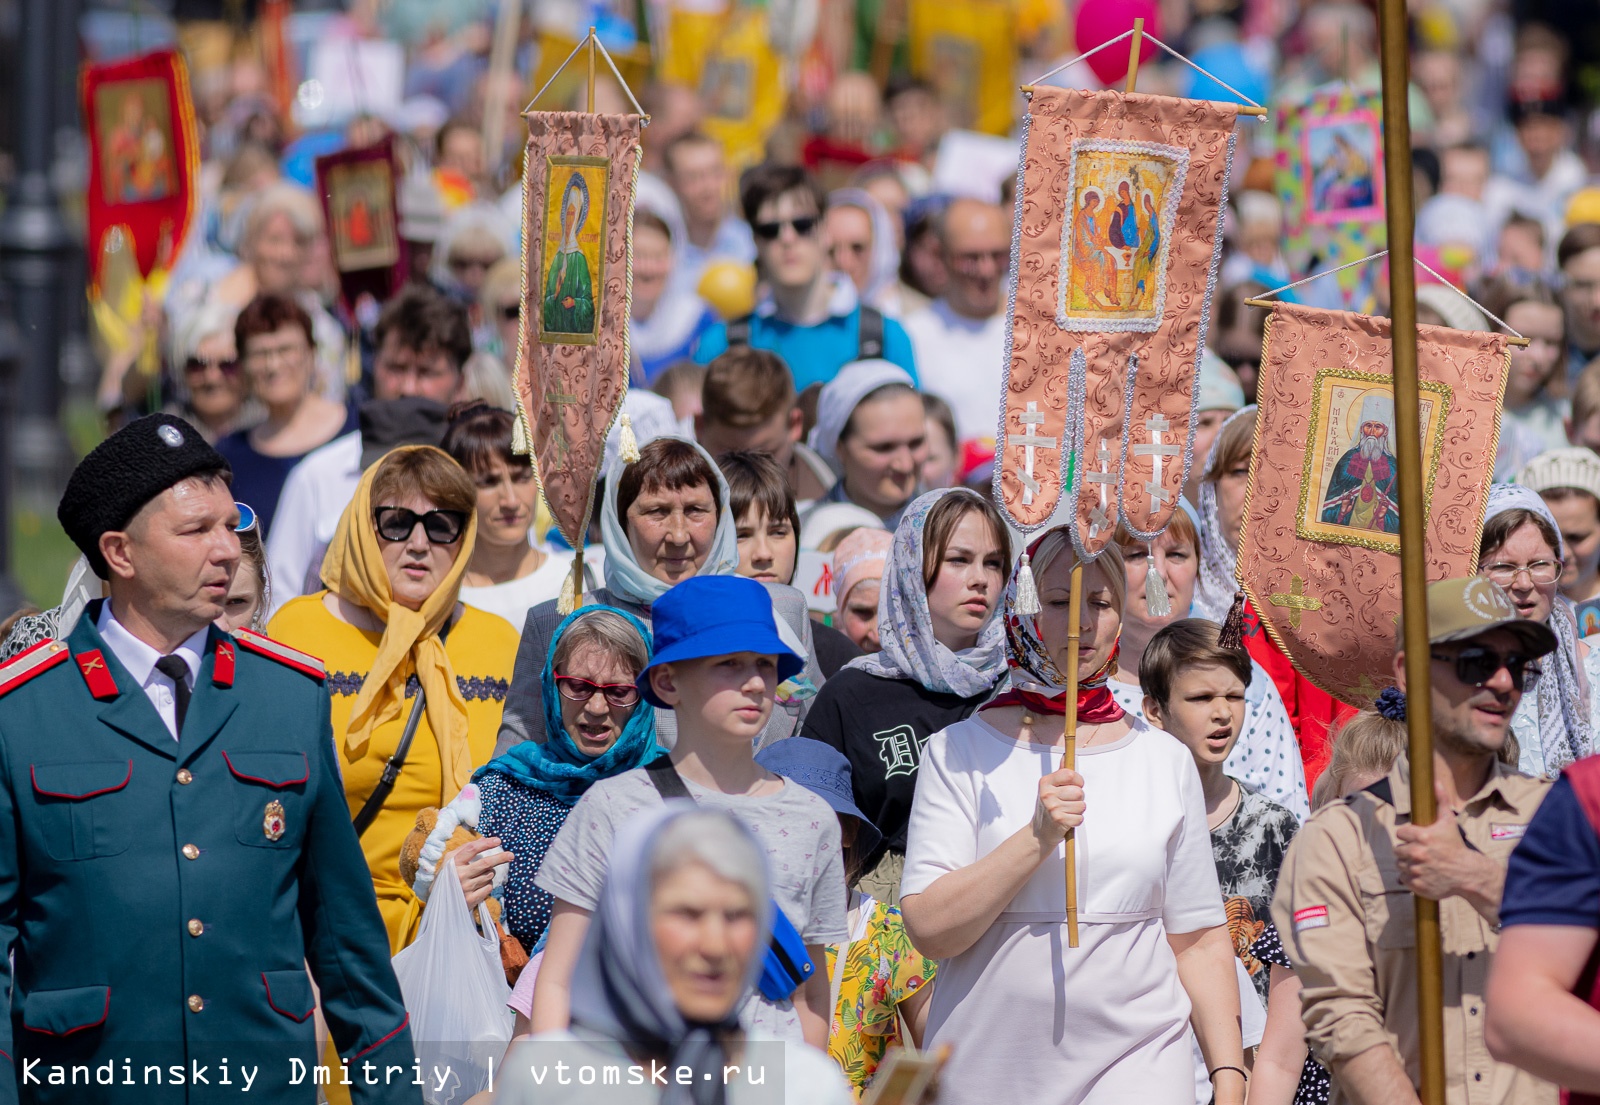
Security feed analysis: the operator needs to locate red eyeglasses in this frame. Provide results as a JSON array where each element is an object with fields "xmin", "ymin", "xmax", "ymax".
[{"xmin": 555, "ymin": 674, "xmax": 641, "ymax": 708}]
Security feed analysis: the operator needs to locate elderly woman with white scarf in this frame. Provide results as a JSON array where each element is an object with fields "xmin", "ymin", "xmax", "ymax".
[
  {"xmin": 804, "ymin": 359, "xmax": 927, "ymax": 530},
  {"xmin": 1479, "ymin": 484, "xmax": 1599, "ymax": 776},
  {"xmin": 490, "ymin": 805, "xmax": 853, "ymax": 1105}
]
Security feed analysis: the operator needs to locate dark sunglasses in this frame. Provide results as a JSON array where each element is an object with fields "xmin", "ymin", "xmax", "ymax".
[
  {"xmin": 234, "ymin": 502, "xmax": 258, "ymax": 534},
  {"xmin": 752, "ymin": 215, "xmax": 819, "ymax": 241},
  {"xmin": 555, "ymin": 674, "xmax": 641, "ymax": 708},
  {"xmin": 184, "ymin": 356, "xmax": 240, "ymax": 376},
  {"xmin": 1431, "ymin": 645, "xmax": 1538, "ymax": 692},
  {"xmin": 499, "ymin": 302, "xmax": 520, "ymax": 321},
  {"xmin": 373, "ymin": 506, "xmax": 468, "ymax": 545}
]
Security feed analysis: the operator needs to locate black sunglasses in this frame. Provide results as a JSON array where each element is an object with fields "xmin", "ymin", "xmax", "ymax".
[
  {"xmin": 752, "ymin": 215, "xmax": 819, "ymax": 241},
  {"xmin": 373, "ymin": 506, "xmax": 468, "ymax": 545},
  {"xmin": 499, "ymin": 302, "xmax": 520, "ymax": 321},
  {"xmin": 1431, "ymin": 645, "xmax": 1538, "ymax": 692}
]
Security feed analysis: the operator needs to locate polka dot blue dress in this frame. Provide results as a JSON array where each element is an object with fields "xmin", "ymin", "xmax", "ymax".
[{"xmin": 474, "ymin": 771, "xmax": 575, "ymax": 953}]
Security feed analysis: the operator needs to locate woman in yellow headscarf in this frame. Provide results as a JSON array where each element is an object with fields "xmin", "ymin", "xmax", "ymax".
[{"xmin": 267, "ymin": 445, "xmax": 519, "ymax": 951}]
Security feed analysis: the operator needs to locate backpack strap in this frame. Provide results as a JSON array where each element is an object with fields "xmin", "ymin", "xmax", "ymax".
[
  {"xmin": 726, "ymin": 314, "xmax": 754, "ymax": 349},
  {"xmin": 646, "ymin": 757, "xmax": 694, "ymax": 802},
  {"xmin": 857, "ymin": 305, "xmax": 885, "ymax": 359}
]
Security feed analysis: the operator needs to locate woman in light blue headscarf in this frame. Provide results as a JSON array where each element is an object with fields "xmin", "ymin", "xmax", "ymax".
[
  {"xmin": 494, "ymin": 436, "xmax": 739, "ymax": 753},
  {"xmin": 491, "ymin": 806, "xmax": 854, "ymax": 1105}
]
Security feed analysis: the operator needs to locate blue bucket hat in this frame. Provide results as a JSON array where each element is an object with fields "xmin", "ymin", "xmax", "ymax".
[
  {"xmin": 638, "ymin": 576, "xmax": 806, "ymax": 708},
  {"xmin": 755, "ymin": 738, "xmax": 883, "ymax": 858}
]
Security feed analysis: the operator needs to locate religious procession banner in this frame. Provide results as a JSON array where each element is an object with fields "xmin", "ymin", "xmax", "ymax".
[
  {"xmin": 1237, "ymin": 301, "xmax": 1509, "ymax": 703},
  {"xmin": 82, "ymin": 48, "xmax": 200, "ymax": 290},
  {"xmin": 908, "ymin": 0, "xmax": 1017, "ymax": 138},
  {"xmin": 513, "ymin": 111, "xmax": 644, "ymax": 555},
  {"xmin": 1274, "ymin": 85, "xmax": 1386, "ymax": 312},
  {"xmin": 996, "ymin": 86, "xmax": 1239, "ymax": 559},
  {"xmin": 315, "ymin": 138, "xmax": 404, "ymax": 313},
  {"xmin": 698, "ymin": 7, "xmax": 787, "ymax": 171}
]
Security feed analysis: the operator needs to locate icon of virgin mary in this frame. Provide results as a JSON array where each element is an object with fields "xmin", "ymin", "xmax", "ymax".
[{"xmin": 544, "ymin": 172, "xmax": 597, "ymax": 336}]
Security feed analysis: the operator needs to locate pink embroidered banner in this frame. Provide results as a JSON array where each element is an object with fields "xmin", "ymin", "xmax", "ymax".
[
  {"xmin": 1238, "ymin": 302, "xmax": 1509, "ymax": 703},
  {"xmin": 513, "ymin": 111, "xmax": 643, "ymax": 548},
  {"xmin": 996, "ymin": 87, "xmax": 1238, "ymax": 557}
]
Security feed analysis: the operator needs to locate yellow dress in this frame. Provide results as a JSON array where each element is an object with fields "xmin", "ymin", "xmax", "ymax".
[{"xmin": 267, "ymin": 593, "xmax": 519, "ymax": 953}]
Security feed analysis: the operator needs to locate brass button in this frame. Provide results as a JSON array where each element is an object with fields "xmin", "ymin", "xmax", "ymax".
[
  {"xmin": 182, "ymin": 844, "xmax": 200, "ymax": 860},
  {"xmin": 187, "ymin": 919, "xmax": 204, "ymax": 937},
  {"xmin": 187, "ymin": 995, "xmax": 204, "ymax": 1013},
  {"xmin": 176, "ymin": 769, "xmax": 193, "ymax": 785}
]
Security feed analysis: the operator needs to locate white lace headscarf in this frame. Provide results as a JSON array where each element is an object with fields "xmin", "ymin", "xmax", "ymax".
[
  {"xmin": 1194, "ymin": 406, "xmax": 1256, "ymax": 622},
  {"xmin": 1484, "ymin": 483, "xmax": 1592, "ymax": 772}
]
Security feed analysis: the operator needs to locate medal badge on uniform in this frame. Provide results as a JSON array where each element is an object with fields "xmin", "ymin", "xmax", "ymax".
[
  {"xmin": 1235, "ymin": 301, "xmax": 1510, "ymax": 703},
  {"xmin": 263, "ymin": 800, "xmax": 286, "ymax": 841}
]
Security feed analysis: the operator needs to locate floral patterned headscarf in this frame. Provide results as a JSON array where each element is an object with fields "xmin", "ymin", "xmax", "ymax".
[
  {"xmin": 844, "ymin": 489, "xmax": 1008, "ymax": 697},
  {"xmin": 1001, "ymin": 527, "xmax": 1125, "ymax": 694}
]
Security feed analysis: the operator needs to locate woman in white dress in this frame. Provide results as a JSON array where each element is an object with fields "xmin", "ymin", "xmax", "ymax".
[{"xmin": 899, "ymin": 527, "xmax": 1245, "ymax": 1105}]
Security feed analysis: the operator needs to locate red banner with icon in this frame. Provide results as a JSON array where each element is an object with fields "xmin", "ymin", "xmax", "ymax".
[{"xmin": 82, "ymin": 48, "xmax": 200, "ymax": 290}]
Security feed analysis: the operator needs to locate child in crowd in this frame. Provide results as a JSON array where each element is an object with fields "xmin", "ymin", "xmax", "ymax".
[
  {"xmin": 1308, "ymin": 705, "xmax": 1408, "ymax": 810},
  {"xmin": 1516, "ymin": 447, "xmax": 1600, "ymax": 634},
  {"xmin": 1141, "ymin": 620, "xmax": 1325, "ymax": 1105},
  {"xmin": 756, "ymin": 737, "xmax": 935, "ymax": 1098},
  {"xmin": 528, "ymin": 575, "xmax": 848, "ymax": 1049}
]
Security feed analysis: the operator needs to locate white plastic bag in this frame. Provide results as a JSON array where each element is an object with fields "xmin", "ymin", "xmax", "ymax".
[{"xmin": 391, "ymin": 857, "xmax": 513, "ymax": 1105}]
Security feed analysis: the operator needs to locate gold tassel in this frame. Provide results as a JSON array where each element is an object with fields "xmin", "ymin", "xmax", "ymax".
[
  {"xmin": 557, "ymin": 555, "xmax": 579, "ymax": 615},
  {"xmin": 1218, "ymin": 590, "xmax": 1247, "ymax": 650},
  {"xmin": 1145, "ymin": 547, "xmax": 1171, "ymax": 618},
  {"xmin": 1014, "ymin": 553, "xmax": 1040, "ymax": 616},
  {"xmin": 511, "ymin": 411, "xmax": 530, "ymax": 456},
  {"xmin": 344, "ymin": 333, "xmax": 361, "ymax": 387},
  {"xmin": 618, "ymin": 410, "xmax": 640, "ymax": 463}
]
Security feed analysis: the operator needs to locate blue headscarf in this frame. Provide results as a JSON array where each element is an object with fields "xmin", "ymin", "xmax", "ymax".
[{"xmin": 473, "ymin": 605, "xmax": 659, "ymax": 804}]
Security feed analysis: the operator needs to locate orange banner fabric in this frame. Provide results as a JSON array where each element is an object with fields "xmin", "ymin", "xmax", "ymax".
[
  {"xmin": 997, "ymin": 86, "xmax": 1238, "ymax": 556},
  {"xmin": 514, "ymin": 111, "xmax": 643, "ymax": 547},
  {"xmin": 1238, "ymin": 302, "xmax": 1510, "ymax": 703}
]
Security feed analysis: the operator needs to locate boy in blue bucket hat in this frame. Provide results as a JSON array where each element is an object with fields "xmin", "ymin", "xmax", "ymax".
[{"xmin": 530, "ymin": 575, "xmax": 848, "ymax": 1050}]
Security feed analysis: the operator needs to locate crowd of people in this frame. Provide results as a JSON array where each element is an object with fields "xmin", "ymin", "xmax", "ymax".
[{"xmin": 12, "ymin": 0, "xmax": 1600, "ymax": 1102}]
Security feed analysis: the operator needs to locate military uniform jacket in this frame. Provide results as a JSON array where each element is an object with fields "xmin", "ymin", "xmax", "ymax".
[{"xmin": 0, "ymin": 604, "xmax": 418, "ymax": 1104}]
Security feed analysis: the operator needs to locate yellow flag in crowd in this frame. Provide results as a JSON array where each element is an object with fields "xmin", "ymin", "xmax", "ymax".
[
  {"xmin": 908, "ymin": 0, "xmax": 1016, "ymax": 137},
  {"xmin": 698, "ymin": 7, "xmax": 787, "ymax": 170}
]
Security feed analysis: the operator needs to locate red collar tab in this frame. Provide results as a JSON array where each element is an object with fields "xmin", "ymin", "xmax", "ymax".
[
  {"xmin": 75, "ymin": 650, "xmax": 120, "ymax": 700},
  {"xmin": 213, "ymin": 638, "xmax": 236, "ymax": 688}
]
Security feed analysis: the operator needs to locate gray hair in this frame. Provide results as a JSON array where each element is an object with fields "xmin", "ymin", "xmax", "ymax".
[
  {"xmin": 460, "ymin": 351, "xmax": 515, "ymax": 413},
  {"xmin": 240, "ymin": 185, "xmax": 322, "ymax": 257},
  {"xmin": 171, "ymin": 299, "xmax": 240, "ymax": 366},
  {"xmin": 552, "ymin": 608, "xmax": 651, "ymax": 677},
  {"xmin": 649, "ymin": 811, "xmax": 770, "ymax": 906}
]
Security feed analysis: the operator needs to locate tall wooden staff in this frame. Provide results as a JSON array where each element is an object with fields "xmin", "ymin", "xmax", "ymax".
[
  {"xmin": 1375, "ymin": 0, "xmax": 1445, "ymax": 1100},
  {"xmin": 1058, "ymin": 17, "xmax": 1149, "ymax": 951}
]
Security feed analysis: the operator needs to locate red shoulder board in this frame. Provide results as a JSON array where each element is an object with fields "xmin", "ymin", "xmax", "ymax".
[
  {"xmin": 0, "ymin": 640, "xmax": 70, "ymax": 697},
  {"xmin": 234, "ymin": 629, "xmax": 326, "ymax": 681},
  {"xmin": 213, "ymin": 638, "xmax": 236, "ymax": 688},
  {"xmin": 75, "ymin": 649, "xmax": 119, "ymax": 700}
]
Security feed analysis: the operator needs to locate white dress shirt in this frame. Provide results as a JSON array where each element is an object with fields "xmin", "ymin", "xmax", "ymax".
[
  {"xmin": 96, "ymin": 602, "xmax": 209, "ymax": 740},
  {"xmin": 265, "ymin": 430, "xmax": 362, "ymax": 619}
]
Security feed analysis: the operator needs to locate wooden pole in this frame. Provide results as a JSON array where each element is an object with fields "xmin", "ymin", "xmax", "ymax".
[
  {"xmin": 1124, "ymin": 17, "xmax": 1144, "ymax": 93},
  {"xmin": 1376, "ymin": 0, "xmax": 1445, "ymax": 1100},
  {"xmin": 482, "ymin": 0, "xmax": 522, "ymax": 182},
  {"xmin": 586, "ymin": 26, "xmax": 597, "ymax": 113},
  {"xmin": 1062, "ymin": 560, "xmax": 1083, "ymax": 948}
]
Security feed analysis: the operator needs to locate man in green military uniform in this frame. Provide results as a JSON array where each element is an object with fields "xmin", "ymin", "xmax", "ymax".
[{"xmin": 0, "ymin": 414, "xmax": 419, "ymax": 1104}]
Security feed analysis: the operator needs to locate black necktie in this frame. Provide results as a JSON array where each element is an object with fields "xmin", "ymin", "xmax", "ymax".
[{"xmin": 154, "ymin": 655, "xmax": 191, "ymax": 734}]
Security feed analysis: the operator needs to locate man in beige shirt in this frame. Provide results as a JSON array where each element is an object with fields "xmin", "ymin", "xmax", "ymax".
[{"xmin": 1272, "ymin": 576, "xmax": 1559, "ymax": 1105}]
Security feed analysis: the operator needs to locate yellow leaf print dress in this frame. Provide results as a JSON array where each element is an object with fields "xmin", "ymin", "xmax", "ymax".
[{"xmin": 826, "ymin": 892, "xmax": 938, "ymax": 1097}]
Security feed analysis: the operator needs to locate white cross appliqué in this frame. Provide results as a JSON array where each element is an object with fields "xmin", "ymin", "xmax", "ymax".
[
  {"xmin": 1133, "ymin": 414, "xmax": 1182, "ymax": 507},
  {"xmin": 1085, "ymin": 439, "xmax": 1115, "ymax": 537},
  {"xmin": 1008, "ymin": 402, "xmax": 1058, "ymax": 506}
]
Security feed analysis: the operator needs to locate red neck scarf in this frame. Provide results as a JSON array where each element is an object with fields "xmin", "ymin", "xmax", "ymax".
[{"xmin": 981, "ymin": 647, "xmax": 1126, "ymax": 723}]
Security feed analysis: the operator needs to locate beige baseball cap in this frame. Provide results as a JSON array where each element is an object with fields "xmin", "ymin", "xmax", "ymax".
[{"xmin": 1398, "ymin": 576, "xmax": 1556, "ymax": 657}]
